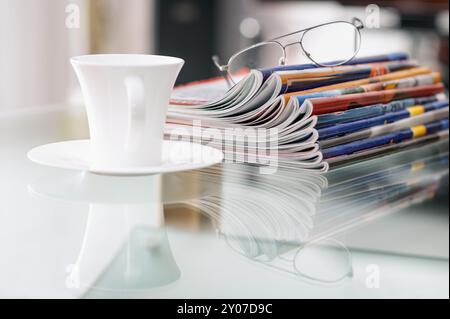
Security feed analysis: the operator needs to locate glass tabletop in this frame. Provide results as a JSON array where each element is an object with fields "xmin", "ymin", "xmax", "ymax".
[{"xmin": 0, "ymin": 104, "xmax": 448, "ymax": 298}]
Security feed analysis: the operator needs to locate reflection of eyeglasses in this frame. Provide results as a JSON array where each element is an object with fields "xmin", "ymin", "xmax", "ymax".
[{"xmin": 213, "ymin": 18, "xmax": 364, "ymax": 86}]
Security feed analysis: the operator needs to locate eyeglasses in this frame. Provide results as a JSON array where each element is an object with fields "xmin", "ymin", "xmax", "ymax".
[{"xmin": 213, "ymin": 18, "xmax": 364, "ymax": 86}]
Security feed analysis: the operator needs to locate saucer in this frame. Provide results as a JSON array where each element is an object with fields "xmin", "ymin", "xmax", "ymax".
[{"xmin": 28, "ymin": 139, "xmax": 224, "ymax": 176}]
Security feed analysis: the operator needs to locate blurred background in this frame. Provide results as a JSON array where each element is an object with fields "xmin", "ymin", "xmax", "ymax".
[
  {"xmin": 0, "ymin": 0, "xmax": 448, "ymax": 111},
  {"xmin": 0, "ymin": 2, "xmax": 448, "ymax": 297}
]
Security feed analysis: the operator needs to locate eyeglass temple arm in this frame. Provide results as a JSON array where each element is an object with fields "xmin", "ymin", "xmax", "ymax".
[
  {"xmin": 351, "ymin": 18, "xmax": 364, "ymax": 53},
  {"xmin": 352, "ymin": 17, "xmax": 364, "ymax": 29},
  {"xmin": 212, "ymin": 55, "xmax": 234, "ymax": 88},
  {"xmin": 212, "ymin": 55, "xmax": 228, "ymax": 72}
]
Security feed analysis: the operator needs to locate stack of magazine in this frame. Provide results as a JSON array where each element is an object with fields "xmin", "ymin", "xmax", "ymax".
[{"xmin": 168, "ymin": 52, "xmax": 449, "ymax": 172}]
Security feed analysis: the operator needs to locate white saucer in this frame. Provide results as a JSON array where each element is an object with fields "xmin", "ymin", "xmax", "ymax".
[{"xmin": 28, "ymin": 139, "xmax": 224, "ymax": 176}]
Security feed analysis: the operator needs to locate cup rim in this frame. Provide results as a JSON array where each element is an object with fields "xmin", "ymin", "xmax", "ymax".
[{"xmin": 71, "ymin": 54, "xmax": 184, "ymax": 67}]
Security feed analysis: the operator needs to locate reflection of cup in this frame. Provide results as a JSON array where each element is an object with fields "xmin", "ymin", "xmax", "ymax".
[
  {"xmin": 71, "ymin": 54, "xmax": 184, "ymax": 170},
  {"xmin": 58, "ymin": 174, "xmax": 181, "ymax": 295},
  {"xmin": 29, "ymin": 172, "xmax": 182, "ymax": 295},
  {"xmin": 73, "ymin": 202, "xmax": 181, "ymax": 294}
]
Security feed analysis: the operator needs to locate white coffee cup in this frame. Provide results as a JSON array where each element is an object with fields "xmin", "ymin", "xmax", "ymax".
[{"xmin": 71, "ymin": 54, "xmax": 184, "ymax": 170}]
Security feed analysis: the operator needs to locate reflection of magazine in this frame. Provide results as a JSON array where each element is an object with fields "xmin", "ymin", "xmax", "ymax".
[
  {"xmin": 178, "ymin": 141, "xmax": 448, "ymax": 276},
  {"xmin": 167, "ymin": 53, "xmax": 449, "ymax": 172}
]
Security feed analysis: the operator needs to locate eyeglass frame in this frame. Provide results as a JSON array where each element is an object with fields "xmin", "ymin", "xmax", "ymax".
[{"xmin": 212, "ymin": 18, "xmax": 364, "ymax": 86}]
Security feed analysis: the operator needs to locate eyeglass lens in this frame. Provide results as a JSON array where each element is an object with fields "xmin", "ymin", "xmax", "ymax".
[{"xmin": 301, "ymin": 22, "xmax": 360, "ymax": 66}]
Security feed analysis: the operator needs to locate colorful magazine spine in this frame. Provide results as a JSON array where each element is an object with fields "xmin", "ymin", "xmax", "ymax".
[
  {"xmin": 293, "ymin": 73, "xmax": 440, "ymax": 106},
  {"xmin": 280, "ymin": 61, "xmax": 418, "ymax": 93},
  {"xmin": 322, "ymin": 119, "xmax": 449, "ymax": 159},
  {"xmin": 318, "ymin": 100, "xmax": 449, "ymax": 140},
  {"xmin": 327, "ymin": 131, "xmax": 449, "ymax": 166},
  {"xmin": 316, "ymin": 96, "xmax": 441, "ymax": 128},
  {"xmin": 283, "ymin": 67, "xmax": 432, "ymax": 101},
  {"xmin": 320, "ymin": 107, "xmax": 449, "ymax": 148},
  {"xmin": 308, "ymin": 83, "xmax": 445, "ymax": 115}
]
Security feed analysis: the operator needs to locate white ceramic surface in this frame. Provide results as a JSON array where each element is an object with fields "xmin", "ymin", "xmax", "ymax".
[
  {"xmin": 27, "ymin": 139, "xmax": 224, "ymax": 176},
  {"xmin": 71, "ymin": 54, "xmax": 184, "ymax": 170}
]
